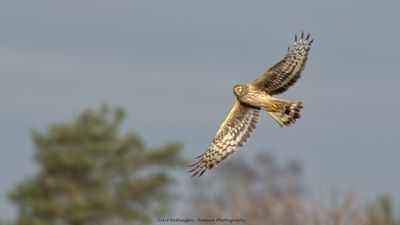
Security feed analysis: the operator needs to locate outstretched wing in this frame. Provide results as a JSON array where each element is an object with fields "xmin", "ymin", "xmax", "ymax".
[
  {"xmin": 189, "ymin": 101, "xmax": 259, "ymax": 177},
  {"xmin": 252, "ymin": 32, "xmax": 313, "ymax": 95}
]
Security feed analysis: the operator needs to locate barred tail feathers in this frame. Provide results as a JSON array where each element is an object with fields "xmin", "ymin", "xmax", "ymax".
[{"xmin": 267, "ymin": 100, "xmax": 303, "ymax": 127}]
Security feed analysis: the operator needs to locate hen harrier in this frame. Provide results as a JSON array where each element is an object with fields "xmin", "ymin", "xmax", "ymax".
[{"xmin": 189, "ymin": 32, "xmax": 313, "ymax": 177}]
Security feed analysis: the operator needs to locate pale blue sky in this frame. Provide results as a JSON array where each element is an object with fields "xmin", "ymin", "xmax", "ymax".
[{"xmin": 1, "ymin": 0, "xmax": 400, "ymax": 219}]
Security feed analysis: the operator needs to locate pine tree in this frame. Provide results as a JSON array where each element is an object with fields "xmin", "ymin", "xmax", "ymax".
[{"xmin": 9, "ymin": 106, "xmax": 182, "ymax": 225}]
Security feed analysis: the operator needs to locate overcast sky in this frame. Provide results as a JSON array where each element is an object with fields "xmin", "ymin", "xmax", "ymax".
[{"xmin": 1, "ymin": 0, "xmax": 400, "ymax": 219}]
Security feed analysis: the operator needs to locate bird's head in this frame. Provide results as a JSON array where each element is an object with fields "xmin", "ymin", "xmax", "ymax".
[{"xmin": 233, "ymin": 84, "xmax": 247, "ymax": 97}]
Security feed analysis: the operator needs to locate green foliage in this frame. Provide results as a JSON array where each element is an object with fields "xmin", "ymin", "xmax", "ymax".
[
  {"xmin": 9, "ymin": 106, "xmax": 183, "ymax": 225},
  {"xmin": 366, "ymin": 194, "xmax": 400, "ymax": 225}
]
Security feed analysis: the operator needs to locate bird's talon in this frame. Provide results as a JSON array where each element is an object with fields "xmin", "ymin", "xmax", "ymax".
[{"xmin": 271, "ymin": 104, "xmax": 280, "ymax": 111}]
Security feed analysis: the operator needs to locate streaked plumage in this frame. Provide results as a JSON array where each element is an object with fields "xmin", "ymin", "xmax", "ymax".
[
  {"xmin": 252, "ymin": 32, "xmax": 313, "ymax": 95},
  {"xmin": 189, "ymin": 32, "xmax": 313, "ymax": 177}
]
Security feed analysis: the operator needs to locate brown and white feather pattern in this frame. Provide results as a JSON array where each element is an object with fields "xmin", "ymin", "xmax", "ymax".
[
  {"xmin": 252, "ymin": 32, "xmax": 313, "ymax": 95},
  {"xmin": 189, "ymin": 101, "xmax": 259, "ymax": 177}
]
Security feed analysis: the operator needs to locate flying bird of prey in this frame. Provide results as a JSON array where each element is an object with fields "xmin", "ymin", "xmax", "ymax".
[{"xmin": 189, "ymin": 32, "xmax": 313, "ymax": 177}]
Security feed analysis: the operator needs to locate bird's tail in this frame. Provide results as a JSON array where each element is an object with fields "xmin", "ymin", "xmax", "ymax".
[{"xmin": 266, "ymin": 99, "xmax": 303, "ymax": 127}]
